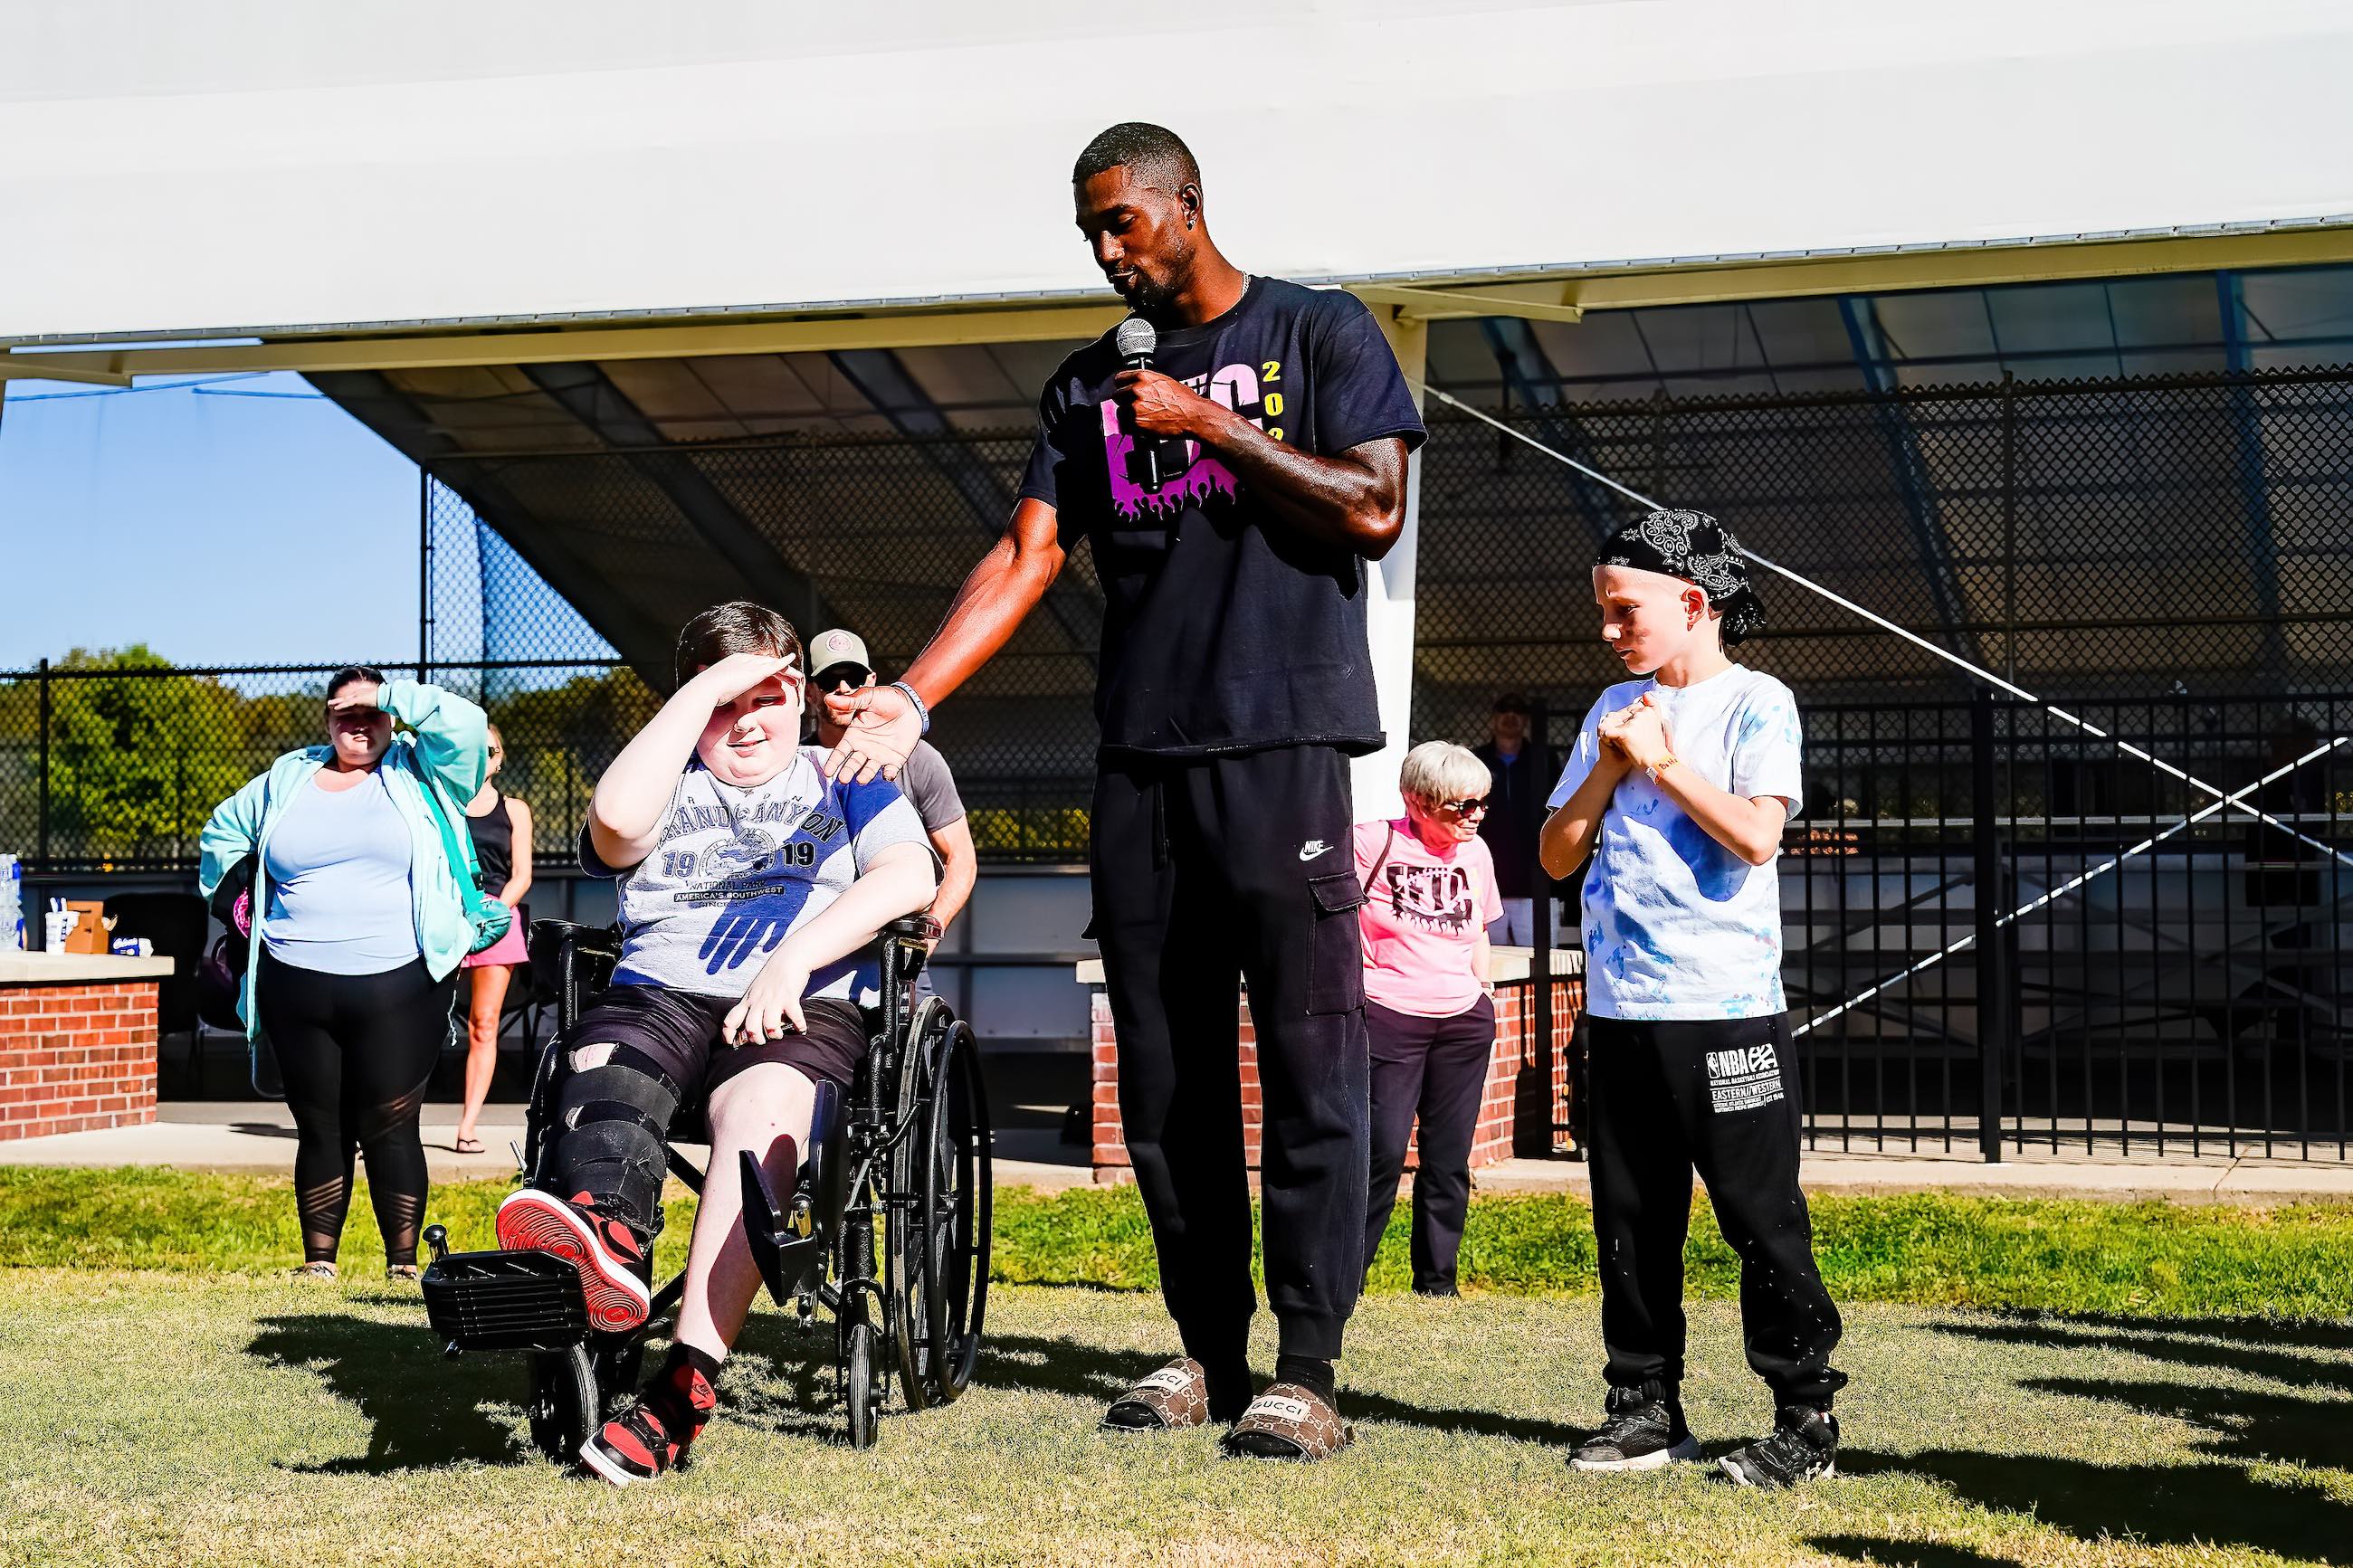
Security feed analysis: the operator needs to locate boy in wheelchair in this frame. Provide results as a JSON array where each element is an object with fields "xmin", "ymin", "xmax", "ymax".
[{"xmin": 494, "ymin": 602, "xmax": 939, "ymax": 1485}]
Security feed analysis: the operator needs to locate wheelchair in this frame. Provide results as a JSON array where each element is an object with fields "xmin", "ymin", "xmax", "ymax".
[{"xmin": 420, "ymin": 915, "xmax": 993, "ymax": 1457}]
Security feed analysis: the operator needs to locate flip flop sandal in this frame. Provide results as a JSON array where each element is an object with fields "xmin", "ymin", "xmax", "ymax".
[
  {"xmin": 1220, "ymin": 1383, "xmax": 1354, "ymax": 1461},
  {"xmin": 1100, "ymin": 1356, "xmax": 1213, "ymax": 1433},
  {"xmin": 454, "ymin": 1136, "xmax": 486, "ymax": 1155}
]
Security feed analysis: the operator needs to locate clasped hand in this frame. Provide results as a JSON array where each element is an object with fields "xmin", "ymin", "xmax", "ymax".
[{"xmin": 1598, "ymin": 694, "xmax": 1674, "ymax": 773}]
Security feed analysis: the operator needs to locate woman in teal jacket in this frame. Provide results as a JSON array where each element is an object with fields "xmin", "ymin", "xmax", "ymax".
[{"xmin": 199, "ymin": 668, "xmax": 489, "ymax": 1280}]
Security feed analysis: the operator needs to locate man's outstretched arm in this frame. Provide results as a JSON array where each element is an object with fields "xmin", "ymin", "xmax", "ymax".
[{"xmin": 824, "ymin": 497, "xmax": 1066, "ymax": 784}]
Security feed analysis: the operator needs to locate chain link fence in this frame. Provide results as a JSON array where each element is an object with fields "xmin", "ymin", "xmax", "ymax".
[{"xmin": 11, "ymin": 363, "xmax": 2348, "ymax": 876}]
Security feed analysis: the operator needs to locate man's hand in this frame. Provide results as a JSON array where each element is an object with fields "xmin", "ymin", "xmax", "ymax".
[
  {"xmin": 824, "ymin": 681, "xmax": 920, "ymax": 784},
  {"xmin": 722, "ymin": 946, "xmax": 813, "ymax": 1046},
  {"xmin": 1110, "ymin": 368, "xmax": 1231, "ymax": 442},
  {"xmin": 695, "ymin": 651, "xmax": 797, "ymax": 706}
]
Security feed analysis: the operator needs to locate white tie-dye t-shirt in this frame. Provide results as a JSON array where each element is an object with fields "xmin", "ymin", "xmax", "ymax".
[{"xmin": 1547, "ymin": 665, "xmax": 1803, "ymax": 1021}]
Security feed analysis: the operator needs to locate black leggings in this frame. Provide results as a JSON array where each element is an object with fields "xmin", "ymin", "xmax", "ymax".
[{"xmin": 256, "ymin": 952, "xmax": 453, "ymax": 1266}]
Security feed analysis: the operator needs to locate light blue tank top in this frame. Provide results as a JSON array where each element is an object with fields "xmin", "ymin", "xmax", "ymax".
[{"xmin": 262, "ymin": 769, "xmax": 421, "ymax": 975}]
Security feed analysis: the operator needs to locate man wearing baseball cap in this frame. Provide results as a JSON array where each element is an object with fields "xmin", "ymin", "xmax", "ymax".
[{"xmin": 806, "ymin": 629, "xmax": 976, "ymax": 952}]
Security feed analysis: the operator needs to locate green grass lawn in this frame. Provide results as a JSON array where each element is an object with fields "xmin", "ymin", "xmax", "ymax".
[{"xmin": 3, "ymin": 1172, "xmax": 2351, "ymax": 1566}]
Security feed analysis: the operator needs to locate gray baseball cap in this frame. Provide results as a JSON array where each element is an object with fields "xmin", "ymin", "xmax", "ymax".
[{"xmin": 805, "ymin": 629, "xmax": 872, "ymax": 680}]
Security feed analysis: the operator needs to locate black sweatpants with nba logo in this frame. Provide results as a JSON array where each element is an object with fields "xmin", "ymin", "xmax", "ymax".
[{"xmin": 1586, "ymin": 1012, "xmax": 1846, "ymax": 1409}]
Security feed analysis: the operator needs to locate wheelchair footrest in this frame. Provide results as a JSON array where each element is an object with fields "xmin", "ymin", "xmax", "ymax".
[
  {"xmin": 740, "ymin": 1149, "xmax": 825, "ymax": 1307},
  {"xmin": 422, "ymin": 1250, "xmax": 591, "ymax": 1352}
]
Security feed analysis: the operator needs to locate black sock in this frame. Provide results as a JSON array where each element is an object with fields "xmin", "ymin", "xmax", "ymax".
[
  {"xmin": 1275, "ymin": 1353, "xmax": 1336, "ymax": 1406},
  {"xmin": 1180, "ymin": 1324, "xmax": 1254, "ymax": 1422}
]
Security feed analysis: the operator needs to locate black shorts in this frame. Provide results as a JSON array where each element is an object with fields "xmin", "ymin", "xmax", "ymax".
[{"xmin": 565, "ymin": 984, "xmax": 869, "ymax": 1101}]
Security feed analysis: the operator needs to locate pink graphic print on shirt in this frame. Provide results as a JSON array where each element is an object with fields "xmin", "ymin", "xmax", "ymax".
[{"xmin": 1101, "ymin": 360, "xmax": 1265, "ymax": 519}]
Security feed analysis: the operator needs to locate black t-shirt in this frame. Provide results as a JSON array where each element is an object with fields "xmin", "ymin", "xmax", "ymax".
[{"xmin": 1019, "ymin": 276, "xmax": 1426, "ymax": 757}]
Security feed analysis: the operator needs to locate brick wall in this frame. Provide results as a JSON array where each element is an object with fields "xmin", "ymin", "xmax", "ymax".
[
  {"xmin": 1090, "ymin": 972, "xmax": 1582, "ymax": 1181},
  {"xmin": 0, "ymin": 982, "xmax": 161, "ymax": 1141}
]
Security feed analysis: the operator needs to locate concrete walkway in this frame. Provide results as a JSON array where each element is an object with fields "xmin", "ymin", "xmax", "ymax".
[{"xmin": 0, "ymin": 1103, "xmax": 1098, "ymax": 1192}]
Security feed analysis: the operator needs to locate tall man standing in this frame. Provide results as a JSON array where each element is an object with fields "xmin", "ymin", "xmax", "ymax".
[{"xmin": 824, "ymin": 122, "xmax": 1423, "ymax": 1459}]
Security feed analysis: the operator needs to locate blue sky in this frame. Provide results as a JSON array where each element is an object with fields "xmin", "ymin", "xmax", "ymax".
[{"xmin": 0, "ymin": 371, "xmax": 418, "ymax": 672}]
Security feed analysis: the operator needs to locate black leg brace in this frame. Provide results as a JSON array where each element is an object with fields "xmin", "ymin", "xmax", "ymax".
[{"xmin": 545, "ymin": 1045, "xmax": 684, "ymax": 1240}]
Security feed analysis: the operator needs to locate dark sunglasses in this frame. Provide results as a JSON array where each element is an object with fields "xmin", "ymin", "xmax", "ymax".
[{"xmin": 1441, "ymin": 797, "xmax": 1490, "ymax": 816}]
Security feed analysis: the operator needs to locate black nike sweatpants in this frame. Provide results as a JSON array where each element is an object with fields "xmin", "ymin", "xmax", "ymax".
[
  {"xmin": 1586, "ymin": 1012, "xmax": 1847, "ymax": 1409},
  {"xmin": 1091, "ymin": 744, "xmax": 1370, "ymax": 1363}
]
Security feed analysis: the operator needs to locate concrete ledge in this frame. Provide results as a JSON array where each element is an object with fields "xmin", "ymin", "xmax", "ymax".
[{"xmin": 0, "ymin": 950, "xmax": 174, "ymax": 984}]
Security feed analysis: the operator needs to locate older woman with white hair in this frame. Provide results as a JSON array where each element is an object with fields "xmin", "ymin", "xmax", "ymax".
[{"xmin": 1355, "ymin": 739, "xmax": 1504, "ymax": 1297}]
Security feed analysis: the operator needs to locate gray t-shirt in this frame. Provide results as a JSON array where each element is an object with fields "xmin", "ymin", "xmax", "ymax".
[
  {"xmin": 898, "ymin": 740, "xmax": 966, "ymax": 836},
  {"xmin": 582, "ymin": 746, "xmax": 931, "ymax": 1003}
]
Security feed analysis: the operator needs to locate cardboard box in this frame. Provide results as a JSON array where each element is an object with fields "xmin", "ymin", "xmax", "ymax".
[{"xmin": 61, "ymin": 900, "xmax": 111, "ymax": 955}]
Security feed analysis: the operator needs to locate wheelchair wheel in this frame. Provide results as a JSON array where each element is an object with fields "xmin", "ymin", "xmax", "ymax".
[
  {"xmin": 842, "ymin": 1314, "xmax": 880, "ymax": 1450},
  {"xmin": 526, "ymin": 1344, "xmax": 598, "ymax": 1465},
  {"xmin": 891, "ymin": 1013, "xmax": 992, "ymax": 1406}
]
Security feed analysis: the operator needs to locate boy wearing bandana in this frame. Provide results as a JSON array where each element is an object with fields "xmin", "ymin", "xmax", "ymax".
[{"xmin": 1540, "ymin": 510, "xmax": 1845, "ymax": 1488}]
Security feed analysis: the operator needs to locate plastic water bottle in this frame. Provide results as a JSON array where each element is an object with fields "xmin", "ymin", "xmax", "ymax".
[{"xmin": 0, "ymin": 854, "xmax": 21, "ymax": 951}]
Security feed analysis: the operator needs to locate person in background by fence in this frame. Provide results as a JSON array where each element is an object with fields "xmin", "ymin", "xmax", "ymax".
[
  {"xmin": 197, "ymin": 666, "xmax": 490, "ymax": 1281},
  {"xmin": 452, "ymin": 722, "xmax": 535, "ymax": 1155},
  {"xmin": 805, "ymin": 628, "xmax": 976, "ymax": 968},
  {"xmin": 1539, "ymin": 509, "xmax": 1843, "ymax": 1488},
  {"xmin": 1473, "ymin": 693, "xmax": 1564, "ymax": 946},
  {"xmin": 1357, "ymin": 740, "xmax": 1500, "ymax": 1298}
]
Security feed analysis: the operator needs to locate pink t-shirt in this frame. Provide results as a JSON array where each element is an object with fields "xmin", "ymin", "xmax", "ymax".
[{"xmin": 1354, "ymin": 817, "xmax": 1502, "ymax": 1018}]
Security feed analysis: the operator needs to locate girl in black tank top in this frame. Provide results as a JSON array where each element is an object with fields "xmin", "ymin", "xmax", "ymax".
[{"xmin": 454, "ymin": 725, "xmax": 534, "ymax": 1153}]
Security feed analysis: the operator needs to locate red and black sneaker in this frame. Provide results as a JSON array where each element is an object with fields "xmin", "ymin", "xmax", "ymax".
[
  {"xmin": 494, "ymin": 1188, "xmax": 651, "ymax": 1332},
  {"xmin": 578, "ymin": 1350, "xmax": 719, "ymax": 1487}
]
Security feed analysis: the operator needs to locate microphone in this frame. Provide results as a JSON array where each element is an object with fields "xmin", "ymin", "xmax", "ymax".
[
  {"xmin": 1113, "ymin": 317, "xmax": 1167, "ymax": 491},
  {"xmin": 1114, "ymin": 315, "xmax": 1157, "ymax": 368}
]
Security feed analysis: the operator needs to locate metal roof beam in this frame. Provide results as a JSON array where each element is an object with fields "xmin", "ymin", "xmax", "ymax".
[
  {"xmin": 1476, "ymin": 317, "xmax": 1621, "ymax": 546},
  {"xmin": 2217, "ymin": 271, "xmax": 2288, "ymax": 677},
  {"xmin": 309, "ymin": 369, "xmax": 678, "ymax": 684},
  {"xmin": 825, "ymin": 348, "xmax": 1098, "ymax": 670},
  {"xmin": 1836, "ymin": 296, "xmax": 1979, "ymax": 672},
  {"xmin": 517, "ymin": 363, "xmax": 850, "ymax": 642}
]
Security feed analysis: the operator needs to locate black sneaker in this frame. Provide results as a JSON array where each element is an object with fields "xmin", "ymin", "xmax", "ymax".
[
  {"xmin": 1569, "ymin": 1384, "xmax": 1700, "ymax": 1472},
  {"xmin": 1718, "ymin": 1406, "xmax": 1838, "ymax": 1487}
]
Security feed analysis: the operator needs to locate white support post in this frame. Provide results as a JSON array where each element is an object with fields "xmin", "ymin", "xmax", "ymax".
[{"xmin": 1354, "ymin": 306, "xmax": 1426, "ymax": 822}]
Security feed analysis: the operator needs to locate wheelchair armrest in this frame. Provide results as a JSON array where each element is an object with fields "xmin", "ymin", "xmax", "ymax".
[
  {"xmin": 528, "ymin": 918, "xmax": 622, "ymax": 972},
  {"xmin": 881, "ymin": 915, "xmax": 942, "ymax": 945}
]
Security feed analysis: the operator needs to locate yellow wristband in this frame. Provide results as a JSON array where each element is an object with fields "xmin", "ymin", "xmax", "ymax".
[{"xmin": 1644, "ymin": 753, "xmax": 1678, "ymax": 783}]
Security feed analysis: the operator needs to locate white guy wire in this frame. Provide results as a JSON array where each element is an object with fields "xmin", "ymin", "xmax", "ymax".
[{"xmin": 1412, "ymin": 378, "xmax": 2353, "ymax": 872}]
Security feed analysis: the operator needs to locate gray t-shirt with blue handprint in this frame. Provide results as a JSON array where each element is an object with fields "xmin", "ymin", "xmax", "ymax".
[
  {"xmin": 583, "ymin": 747, "xmax": 930, "ymax": 1005},
  {"xmin": 1548, "ymin": 666, "xmax": 1803, "ymax": 1021}
]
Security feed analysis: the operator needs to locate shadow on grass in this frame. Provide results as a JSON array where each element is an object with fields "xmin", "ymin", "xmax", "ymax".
[
  {"xmin": 1805, "ymin": 1536, "xmax": 2025, "ymax": 1568},
  {"xmin": 1844, "ymin": 1449, "xmax": 2351, "ymax": 1566},
  {"xmin": 971, "ymin": 1332, "xmax": 1583, "ymax": 1448},
  {"xmin": 247, "ymin": 1314, "xmax": 526, "ymax": 1473},
  {"xmin": 714, "ymin": 1313, "xmax": 850, "ymax": 1443},
  {"xmin": 1936, "ymin": 1314, "xmax": 2353, "ymax": 1393}
]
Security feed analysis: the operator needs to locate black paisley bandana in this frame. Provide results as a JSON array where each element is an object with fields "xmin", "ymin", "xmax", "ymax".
[{"xmin": 1596, "ymin": 508, "xmax": 1767, "ymax": 647}]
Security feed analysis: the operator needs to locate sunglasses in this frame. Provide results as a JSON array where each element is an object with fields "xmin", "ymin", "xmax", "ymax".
[{"xmin": 1440, "ymin": 797, "xmax": 1490, "ymax": 816}]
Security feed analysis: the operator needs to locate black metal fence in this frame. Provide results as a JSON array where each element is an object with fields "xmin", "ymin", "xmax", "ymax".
[{"xmin": 1542, "ymin": 689, "xmax": 2349, "ymax": 1161}]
